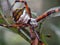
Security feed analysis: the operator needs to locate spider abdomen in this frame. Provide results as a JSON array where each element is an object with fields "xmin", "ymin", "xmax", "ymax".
[{"xmin": 13, "ymin": 7, "xmax": 25, "ymax": 22}]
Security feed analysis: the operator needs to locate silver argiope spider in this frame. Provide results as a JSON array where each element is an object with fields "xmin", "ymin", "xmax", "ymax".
[{"xmin": 0, "ymin": 0, "xmax": 60, "ymax": 45}]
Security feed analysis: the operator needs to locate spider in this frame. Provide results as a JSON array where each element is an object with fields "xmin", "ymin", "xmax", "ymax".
[{"xmin": 0, "ymin": 0, "xmax": 60, "ymax": 45}]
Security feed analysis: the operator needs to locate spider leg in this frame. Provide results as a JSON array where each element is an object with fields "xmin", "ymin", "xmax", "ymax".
[
  {"xmin": 10, "ymin": 0, "xmax": 21, "ymax": 10},
  {"xmin": 29, "ymin": 25, "xmax": 43, "ymax": 45},
  {"xmin": 10, "ymin": 1, "xmax": 16, "ymax": 9},
  {"xmin": 30, "ymin": 26, "xmax": 37, "ymax": 45},
  {"xmin": 0, "ymin": 23, "xmax": 25, "ymax": 28},
  {"xmin": 24, "ymin": 3, "xmax": 32, "ymax": 18},
  {"xmin": 0, "ymin": 24, "xmax": 8, "ymax": 27},
  {"xmin": 19, "ymin": 0, "xmax": 32, "ymax": 18},
  {"xmin": 36, "ymin": 8, "xmax": 60, "ymax": 22},
  {"xmin": 15, "ymin": 0, "xmax": 32, "ymax": 17},
  {"xmin": 30, "ymin": 27, "xmax": 44, "ymax": 45}
]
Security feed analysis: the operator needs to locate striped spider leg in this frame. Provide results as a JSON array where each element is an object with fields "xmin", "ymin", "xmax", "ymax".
[{"xmin": 36, "ymin": 8, "xmax": 60, "ymax": 22}]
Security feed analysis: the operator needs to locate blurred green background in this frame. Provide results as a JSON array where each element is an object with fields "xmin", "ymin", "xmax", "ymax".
[
  {"xmin": 0, "ymin": 0, "xmax": 60, "ymax": 45},
  {"xmin": 0, "ymin": 27, "xmax": 29, "ymax": 45}
]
